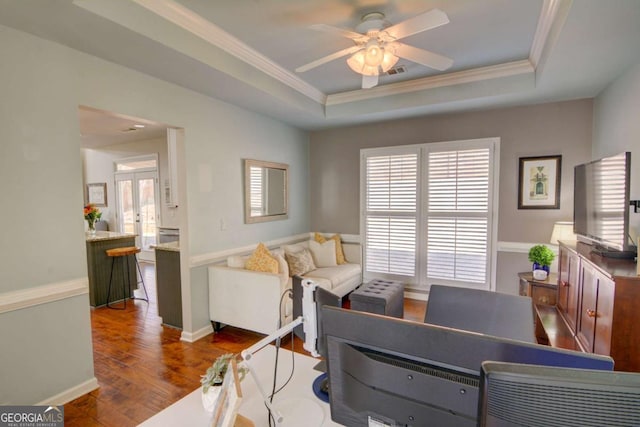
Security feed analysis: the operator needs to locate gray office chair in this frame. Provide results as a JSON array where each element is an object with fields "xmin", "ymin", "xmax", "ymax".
[{"xmin": 425, "ymin": 284, "xmax": 536, "ymax": 343}]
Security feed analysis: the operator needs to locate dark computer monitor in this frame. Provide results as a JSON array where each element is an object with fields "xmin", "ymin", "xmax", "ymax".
[
  {"xmin": 478, "ymin": 361, "xmax": 640, "ymax": 426},
  {"xmin": 321, "ymin": 306, "xmax": 614, "ymax": 427}
]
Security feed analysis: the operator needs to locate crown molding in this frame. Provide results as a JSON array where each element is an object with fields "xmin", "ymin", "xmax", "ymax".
[
  {"xmin": 132, "ymin": 0, "xmax": 326, "ymax": 104},
  {"xmin": 531, "ymin": 0, "xmax": 560, "ymax": 67},
  {"xmin": 129, "ymin": 0, "xmax": 564, "ymax": 111},
  {"xmin": 326, "ymin": 60, "xmax": 534, "ymax": 105}
]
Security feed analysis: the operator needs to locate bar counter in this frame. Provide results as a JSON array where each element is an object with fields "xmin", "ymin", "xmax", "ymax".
[
  {"xmin": 152, "ymin": 241, "xmax": 182, "ymax": 328},
  {"xmin": 86, "ymin": 231, "xmax": 137, "ymax": 307}
]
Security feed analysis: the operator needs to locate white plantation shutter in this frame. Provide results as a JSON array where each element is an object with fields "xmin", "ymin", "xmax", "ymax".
[
  {"xmin": 426, "ymin": 148, "xmax": 491, "ymax": 286},
  {"xmin": 361, "ymin": 139, "xmax": 497, "ymax": 290},
  {"xmin": 364, "ymin": 153, "xmax": 417, "ymax": 277},
  {"xmin": 249, "ymin": 166, "xmax": 263, "ymax": 216}
]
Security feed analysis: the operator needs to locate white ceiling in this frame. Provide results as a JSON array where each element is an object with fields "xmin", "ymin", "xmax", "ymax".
[
  {"xmin": 78, "ymin": 107, "xmax": 168, "ymax": 148},
  {"xmin": 1, "ymin": 0, "xmax": 640, "ymax": 132}
]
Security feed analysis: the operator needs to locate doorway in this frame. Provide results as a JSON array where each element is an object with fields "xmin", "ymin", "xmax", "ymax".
[{"xmin": 114, "ymin": 155, "xmax": 160, "ymax": 262}]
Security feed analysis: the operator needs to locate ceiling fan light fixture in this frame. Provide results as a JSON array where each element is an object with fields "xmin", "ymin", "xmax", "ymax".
[
  {"xmin": 380, "ymin": 51, "xmax": 399, "ymax": 73},
  {"xmin": 364, "ymin": 40, "xmax": 383, "ymax": 67},
  {"xmin": 347, "ymin": 48, "xmax": 398, "ymax": 77},
  {"xmin": 347, "ymin": 51, "xmax": 377, "ymax": 76}
]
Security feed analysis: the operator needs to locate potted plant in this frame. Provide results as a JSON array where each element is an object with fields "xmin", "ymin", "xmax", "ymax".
[
  {"xmin": 528, "ymin": 244, "xmax": 555, "ymax": 279},
  {"xmin": 200, "ymin": 353, "xmax": 247, "ymax": 412}
]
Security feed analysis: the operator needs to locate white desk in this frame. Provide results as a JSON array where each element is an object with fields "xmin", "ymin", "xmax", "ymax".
[{"xmin": 139, "ymin": 346, "xmax": 342, "ymax": 427}]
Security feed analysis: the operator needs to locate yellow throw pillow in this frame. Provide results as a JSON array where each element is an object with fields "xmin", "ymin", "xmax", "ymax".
[
  {"xmin": 315, "ymin": 232, "xmax": 346, "ymax": 265},
  {"xmin": 330, "ymin": 234, "xmax": 346, "ymax": 265},
  {"xmin": 245, "ymin": 243, "xmax": 279, "ymax": 274},
  {"xmin": 314, "ymin": 232, "xmax": 327, "ymax": 244}
]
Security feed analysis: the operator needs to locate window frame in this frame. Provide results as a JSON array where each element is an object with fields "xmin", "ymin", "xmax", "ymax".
[{"xmin": 360, "ymin": 138, "xmax": 500, "ymax": 292}]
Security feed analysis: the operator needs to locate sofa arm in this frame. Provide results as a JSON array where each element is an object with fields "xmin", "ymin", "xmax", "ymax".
[
  {"xmin": 208, "ymin": 266, "xmax": 290, "ymax": 335},
  {"xmin": 342, "ymin": 242, "xmax": 362, "ymax": 265}
]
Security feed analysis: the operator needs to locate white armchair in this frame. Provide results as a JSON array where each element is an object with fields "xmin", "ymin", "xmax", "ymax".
[{"xmin": 208, "ymin": 266, "xmax": 291, "ymax": 335}]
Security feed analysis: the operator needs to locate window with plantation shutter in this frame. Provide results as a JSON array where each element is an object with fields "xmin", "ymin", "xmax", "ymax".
[
  {"xmin": 362, "ymin": 139, "xmax": 498, "ymax": 291},
  {"xmin": 426, "ymin": 148, "xmax": 492, "ymax": 288},
  {"xmin": 249, "ymin": 166, "xmax": 263, "ymax": 216},
  {"xmin": 364, "ymin": 152, "xmax": 418, "ymax": 277}
]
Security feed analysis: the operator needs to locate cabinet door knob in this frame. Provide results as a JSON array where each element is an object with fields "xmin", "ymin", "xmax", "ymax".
[
  {"xmin": 561, "ymin": 281, "xmax": 569, "ymax": 287},
  {"xmin": 586, "ymin": 309, "xmax": 597, "ymax": 318}
]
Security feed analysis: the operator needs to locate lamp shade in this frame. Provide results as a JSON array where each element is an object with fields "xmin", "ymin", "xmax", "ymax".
[
  {"xmin": 347, "ymin": 46, "xmax": 398, "ymax": 77},
  {"xmin": 550, "ymin": 221, "xmax": 577, "ymax": 244}
]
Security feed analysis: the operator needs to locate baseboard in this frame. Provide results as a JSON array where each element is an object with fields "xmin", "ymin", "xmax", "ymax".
[
  {"xmin": 405, "ymin": 291, "xmax": 428, "ymax": 302},
  {"xmin": 181, "ymin": 323, "xmax": 213, "ymax": 343},
  {"xmin": 37, "ymin": 377, "xmax": 99, "ymax": 406}
]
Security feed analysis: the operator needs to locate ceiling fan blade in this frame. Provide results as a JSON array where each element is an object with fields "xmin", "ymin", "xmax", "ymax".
[
  {"xmin": 384, "ymin": 9, "xmax": 449, "ymax": 40},
  {"xmin": 295, "ymin": 45, "xmax": 362, "ymax": 73},
  {"xmin": 309, "ymin": 24, "xmax": 367, "ymax": 41},
  {"xmin": 362, "ymin": 74, "xmax": 378, "ymax": 89},
  {"xmin": 393, "ymin": 42, "xmax": 453, "ymax": 71}
]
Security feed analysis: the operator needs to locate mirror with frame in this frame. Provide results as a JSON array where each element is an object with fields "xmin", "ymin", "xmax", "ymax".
[{"xmin": 244, "ymin": 159, "xmax": 288, "ymax": 224}]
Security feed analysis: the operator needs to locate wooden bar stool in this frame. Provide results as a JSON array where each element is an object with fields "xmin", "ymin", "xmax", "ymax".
[{"xmin": 105, "ymin": 246, "xmax": 149, "ymax": 309}]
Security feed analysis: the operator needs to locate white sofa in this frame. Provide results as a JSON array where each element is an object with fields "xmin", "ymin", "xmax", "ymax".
[{"xmin": 208, "ymin": 240, "xmax": 361, "ymax": 335}]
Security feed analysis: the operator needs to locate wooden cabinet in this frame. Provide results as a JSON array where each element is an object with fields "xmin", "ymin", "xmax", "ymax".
[
  {"xmin": 593, "ymin": 275, "xmax": 614, "ymax": 356},
  {"xmin": 155, "ymin": 247, "xmax": 182, "ymax": 328},
  {"xmin": 576, "ymin": 262, "xmax": 599, "ymax": 353},
  {"xmin": 557, "ymin": 242, "xmax": 640, "ymax": 372},
  {"xmin": 557, "ymin": 246, "xmax": 581, "ymax": 333},
  {"xmin": 86, "ymin": 233, "xmax": 136, "ymax": 307},
  {"xmin": 518, "ymin": 272, "xmax": 557, "ymax": 306}
]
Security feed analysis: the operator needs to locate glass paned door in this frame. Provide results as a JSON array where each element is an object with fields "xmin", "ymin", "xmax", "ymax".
[{"xmin": 115, "ymin": 171, "xmax": 159, "ymax": 261}]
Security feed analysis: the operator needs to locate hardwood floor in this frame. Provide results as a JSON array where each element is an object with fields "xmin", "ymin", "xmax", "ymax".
[{"xmin": 64, "ymin": 264, "xmax": 426, "ymax": 426}]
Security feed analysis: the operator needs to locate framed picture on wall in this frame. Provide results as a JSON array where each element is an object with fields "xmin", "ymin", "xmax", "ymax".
[
  {"xmin": 86, "ymin": 182, "xmax": 107, "ymax": 207},
  {"xmin": 518, "ymin": 155, "xmax": 561, "ymax": 209}
]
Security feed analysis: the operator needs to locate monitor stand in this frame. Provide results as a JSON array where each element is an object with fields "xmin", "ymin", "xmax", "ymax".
[
  {"xmin": 591, "ymin": 245, "xmax": 637, "ymax": 259},
  {"xmin": 312, "ymin": 360, "xmax": 326, "ymax": 372},
  {"xmin": 312, "ymin": 373, "xmax": 330, "ymax": 403},
  {"xmin": 311, "ymin": 360, "xmax": 330, "ymax": 402}
]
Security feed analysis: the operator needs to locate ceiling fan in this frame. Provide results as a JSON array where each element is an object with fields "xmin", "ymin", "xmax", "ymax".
[{"xmin": 296, "ymin": 9, "xmax": 453, "ymax": 89}]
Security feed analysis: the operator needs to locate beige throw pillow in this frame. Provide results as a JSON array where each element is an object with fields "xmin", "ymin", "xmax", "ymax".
[
  {"xmin": 275, "ymin": 254, "xmax": 289, "ymax": 277},
  {"xmin": 285, "ymin": 249, "xmax": 316, "ymax": 276},
  {"xmin": 315, "ymin": 232, "xmax": 346, "ymax": 265},
  {"xmin": 309, "ymin": 239, "xmax": 337, "ymax": 268}
]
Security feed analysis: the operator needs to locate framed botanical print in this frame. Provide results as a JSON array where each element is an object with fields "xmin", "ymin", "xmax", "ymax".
[{"xmin": 518, "ymin": 155, "xmax": 561, "ymax": 209}]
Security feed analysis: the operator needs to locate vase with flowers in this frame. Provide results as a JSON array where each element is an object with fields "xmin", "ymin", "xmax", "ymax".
[{"xmin": 84, "ymin": 203, "xmax": 102, "ymax": 234}]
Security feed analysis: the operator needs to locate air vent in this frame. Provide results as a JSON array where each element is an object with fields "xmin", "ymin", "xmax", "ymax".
[{"xmin": 385, "ymin": 65, "xmax": 407, "ymax": 76}]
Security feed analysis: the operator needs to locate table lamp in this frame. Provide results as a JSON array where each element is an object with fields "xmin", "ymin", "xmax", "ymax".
[{"xmin": 550, "ymin": 221, "xmax": 577, "ymax": 244}]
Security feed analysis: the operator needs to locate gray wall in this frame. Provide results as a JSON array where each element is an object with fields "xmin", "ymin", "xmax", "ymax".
[
  {"xmin": 593, "ymin": 63, "xmax": 640, "ymax": 240},
  {"xmin": 0, "ymin": 23, "xmax": 309, "ymax": 404},
  {"xmin": 309, "ymin": 100, "xmax": 594, "ymax": 294}
]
